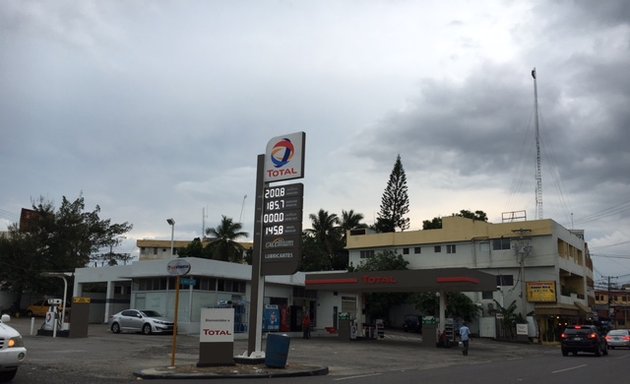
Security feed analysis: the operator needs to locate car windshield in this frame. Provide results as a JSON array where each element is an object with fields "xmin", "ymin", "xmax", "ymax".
[
  {"xmin": 608, "ymin": 330, "xmax": 628, "ymax": 336},
  {"xmin": 141, "ymin": 310, "xmax": 162, "ymax": 318}
]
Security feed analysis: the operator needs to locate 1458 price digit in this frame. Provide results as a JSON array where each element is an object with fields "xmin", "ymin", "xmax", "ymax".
[{"xmin": 265, "ymin": 225, "xmax": 284, "ymax": 235}]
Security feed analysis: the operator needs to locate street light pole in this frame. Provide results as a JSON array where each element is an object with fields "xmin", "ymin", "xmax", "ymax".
[{"xmin": 167, "ymin": 218, "xmax": 175, "ymax": 257}]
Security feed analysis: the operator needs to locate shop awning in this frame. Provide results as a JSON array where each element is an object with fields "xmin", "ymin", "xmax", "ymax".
[{"xmin": 534, "ymin": 304, "xmax": 579, "ymax": 317}]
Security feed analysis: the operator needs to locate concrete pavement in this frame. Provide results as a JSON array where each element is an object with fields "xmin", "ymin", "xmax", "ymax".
[{"xmin": 8, "ymin": 317, "xmax": 557, "ymax": 381}]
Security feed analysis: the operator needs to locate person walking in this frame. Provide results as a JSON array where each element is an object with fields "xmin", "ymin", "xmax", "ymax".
[
  {"xmin": 459, "ymin": 322, "xmax": 471, "ymax": 356},
  {"xmin": 302, "ymin": 313, "xmax": 311, "ymax": 339}
]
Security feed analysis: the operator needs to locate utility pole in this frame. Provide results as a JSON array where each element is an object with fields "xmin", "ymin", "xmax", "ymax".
[
  {"xmin": 607, "ymin": 275, "xmax": 619, "ymax": 323},
  {"xmin": 513, "ymin": 228, "xmax": 532, "ymax": 316}
]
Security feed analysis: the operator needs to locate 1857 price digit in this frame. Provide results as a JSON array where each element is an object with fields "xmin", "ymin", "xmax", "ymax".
[{"xmin": 266, "ymin": 200, "xmax": 286, "ymax": 211}]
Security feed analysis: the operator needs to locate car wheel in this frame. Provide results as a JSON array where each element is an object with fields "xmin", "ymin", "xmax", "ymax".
[
  {"xmin": 142, "ymin": 323, "xmax": 152, "ymax": 335},
  {"xmin": 603, "ymin": 345, "xmax": 608, "ymax": 356},
  {"xmin": 561, "ymin": 349, "xmax": 568, "ymax": 356},
  {"xmin": 111, "ymin": 322, "xmax": 121, "ymax": 334},
  {"xmin": 609, "ymin": 346, "xmax": 615, "ymax": 350},
  {"xmin": 0, "ymin": 368, "xmax": 17, "ymax": 382}
]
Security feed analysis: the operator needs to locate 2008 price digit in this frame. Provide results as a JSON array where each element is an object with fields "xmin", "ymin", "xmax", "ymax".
[{"xmin": 264, "ymin": 187, "xmax": 285, "ymax": 199}]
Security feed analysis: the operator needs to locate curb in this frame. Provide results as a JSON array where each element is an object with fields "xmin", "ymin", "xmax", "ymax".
[{"xmin": 133, "ymin": 365, "xmax": 329, "ymax": 380}]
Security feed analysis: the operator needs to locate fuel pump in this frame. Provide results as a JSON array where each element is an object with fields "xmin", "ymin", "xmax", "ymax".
[{"xmin": 42, "ymin": 298, "xmax": 62, "ymax": 331}]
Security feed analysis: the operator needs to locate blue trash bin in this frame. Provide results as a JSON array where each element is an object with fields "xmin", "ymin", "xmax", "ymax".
[{"xmin": 265, "ymin": 333, "xmax": 291, "ymax": 368}]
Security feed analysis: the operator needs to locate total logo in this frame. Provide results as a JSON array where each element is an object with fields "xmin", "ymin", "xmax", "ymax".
[
  {"xmin": 267, "ymin": 138, "xmax": 299, "ymax": 178},
  {"xmin": 202, "ymin": 329, "xmax": 232, "ymax": 336},
  {"xmin": 264, "ymin": 131, "xmax": 304, "ymax": 182},
  {"xmin": 270, "ymin": 138, "xmax": 295, "ymax": 168},
  {"xmin": 362, "ymin": 276, "xmax": 397, "ymax": 284}
]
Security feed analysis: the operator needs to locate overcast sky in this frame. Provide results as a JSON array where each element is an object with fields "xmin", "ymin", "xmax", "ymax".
[{"xmin": 2, "ymin": 0, "xmax": 629, "ymax": 284}]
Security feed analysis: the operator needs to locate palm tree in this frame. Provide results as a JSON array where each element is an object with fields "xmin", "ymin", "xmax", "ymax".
[
  {"xmin": 306, "ymin": 209, "xmax": 339, "ymax": 245},
  {"xmin": 205, "ymin": 215, "xmax": 249, "ymax": 262},
  {"xmin": 339, "ymin": 210, "xmax": 368, "ymax": 241},
  {"xmin": 305, "ymin": 209, "xmax": 341, "ymax": 269}
]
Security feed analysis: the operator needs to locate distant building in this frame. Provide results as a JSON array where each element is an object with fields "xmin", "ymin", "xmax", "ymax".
[
  {"xmin": 137, "ymin": 239, "xmax": 253, "ymax": 261},
  {"xmin": 346, "ymin": 216, "xmax": 594, "ymax": 342},
  {"xmin": 594, "ymin": 287, "xmax": 630, "ymax": 327}
]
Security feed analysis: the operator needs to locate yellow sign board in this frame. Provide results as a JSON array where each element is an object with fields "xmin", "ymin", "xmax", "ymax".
[
  {"xmin": 72, "ymin": 297, "xmax": 92, "ymax": 304},
  {"xmin": 526, "ymin": 281, "xmax": 556, "ymax": 303}
]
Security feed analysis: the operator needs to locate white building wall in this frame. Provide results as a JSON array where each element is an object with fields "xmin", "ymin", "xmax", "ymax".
[{"xmin": 346, "ymin": 219, "xmax": 591, "ymax": 324}]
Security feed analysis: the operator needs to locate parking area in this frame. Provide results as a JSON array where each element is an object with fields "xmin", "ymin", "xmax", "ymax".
[{"xmin": 9, "ymin": 317, "xmax": 556, "ymax": 381}]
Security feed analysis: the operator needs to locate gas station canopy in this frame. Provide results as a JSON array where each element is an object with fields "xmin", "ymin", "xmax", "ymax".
[{"xmin": 305, "ymin": 268, "xmax": 497, "ymax": 293}]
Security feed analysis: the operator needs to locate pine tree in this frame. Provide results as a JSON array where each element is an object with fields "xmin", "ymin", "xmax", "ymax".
[{"xmin": 375, "ymin": 154, "xmax": 410, "ymax": 232}]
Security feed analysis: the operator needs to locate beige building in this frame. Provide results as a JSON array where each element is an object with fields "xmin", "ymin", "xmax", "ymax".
[
  {"xmin": 346, "ymin": 215, "xmax": 594, "ymax": 342},
  {"xmin": 137, "ymin": 239, "xmax": 253, "ymax": 261}
]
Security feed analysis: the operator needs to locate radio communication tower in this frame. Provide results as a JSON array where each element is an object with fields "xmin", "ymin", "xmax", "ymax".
[{"xmin": 532, "ymin": 67, "xmax": 543, "ymax": 220}]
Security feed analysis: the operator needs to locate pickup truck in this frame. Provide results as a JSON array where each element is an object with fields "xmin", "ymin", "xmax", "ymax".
[{"xmin": 0, "ymin": 314, "xmax": 27, "ymax": 382}]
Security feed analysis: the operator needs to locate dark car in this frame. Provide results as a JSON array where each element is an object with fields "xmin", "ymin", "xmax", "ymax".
[
  {"xmin": 402, "ymin": 314, "xmax": 422, "ymax": 333},
  {"xmin": 561, "ymin": 325, "xmax": 608, "ymax": 356}
]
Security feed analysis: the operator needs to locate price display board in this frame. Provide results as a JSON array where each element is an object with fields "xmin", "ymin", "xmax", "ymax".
[{"xmin": 261, "ymin": 183, "xmax": 303, "ymax": 275}]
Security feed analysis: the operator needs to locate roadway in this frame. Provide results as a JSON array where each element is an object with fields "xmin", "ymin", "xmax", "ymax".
[{"xmin": 7, "ymin": 317, "xmax": 628, "ymax": 383}]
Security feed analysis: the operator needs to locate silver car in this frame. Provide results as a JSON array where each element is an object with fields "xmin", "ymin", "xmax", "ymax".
[
  {"xmin": 606, "ymin": 329, "xmax": 630, "ymax": 349},
  {"xmin": 109, "ymin": 309, "xmax": 174, "ymax": 335}
]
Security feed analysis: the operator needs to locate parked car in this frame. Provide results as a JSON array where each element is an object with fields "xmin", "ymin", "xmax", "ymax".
[
  {"xmin": 560, "ymin": 325, "xmax": 608, "ymax": 356},
  {"xmin": 109, "ymin": 309, "xmax": 174, "ymax": 335},
  {"xmin": 25, "ymin": 300, "xmax": 51, "ymax": 317},
  {"xmin": 0, "ymin": 314, "xmax": 27, "ymax": 382},
  {"xmin": 402, "ymin": 314, "xmax": 422, "ymax": 333},
  {"xmin": 606, "ymin": 329, "xmax": 630, "ymax": 349}
]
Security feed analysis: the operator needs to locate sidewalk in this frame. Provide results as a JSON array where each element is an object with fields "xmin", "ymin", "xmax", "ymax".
[{"xmin": 10, "ymin": 317, "xmax": 556, "ymax": 380}]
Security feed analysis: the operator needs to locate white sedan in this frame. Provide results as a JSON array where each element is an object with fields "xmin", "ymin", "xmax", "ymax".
[{"xmin": 109, "ymin": 309, "xmax": 174, "ymax": 335}]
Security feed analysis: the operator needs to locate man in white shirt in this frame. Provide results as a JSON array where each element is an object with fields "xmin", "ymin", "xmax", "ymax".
[{"xmin": 459, "ymin": 323, "xmax": 471, "ymax": 356}]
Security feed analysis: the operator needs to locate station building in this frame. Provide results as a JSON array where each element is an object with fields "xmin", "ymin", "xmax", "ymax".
[{"xmin": 72, "ymin": 257, "xmax": 313, "ymax": 335}]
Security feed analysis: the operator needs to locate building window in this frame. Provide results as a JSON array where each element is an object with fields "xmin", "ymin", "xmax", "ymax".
[
  {"xmin": 414, "ymin": 247, "xmax": 421, "ymax": 254},
  {"xmin": 137, "ymin": 278, "xmax": 167, "ymax": 291},
  {"xmin": 482, "ymin": 291, "xmax": 494, "ymax": 300},
  {"xmin": 153, "ymin": 248, "xmax": 158, "ymax": 255},
  {"xmin": 496, "ymin": 275, "xmax": 514, "ymax": 286},
  {"xmin": 447, "ymin": 245, "xmax": 456, "ymax": 254},
  {"xmin": 492, "ymin": 238, "xmax": 511, "ymax": 250},
  {"xmin": 360, "ymin": 250, "xmax": 375, "ymax": 259},
  {"xmin": 434, "ymin": 245, "xmax": 441, "ymax": 253},
  {"xmin": 403, "ymin": 248, "xmax": 409, "ymax": 255}
]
